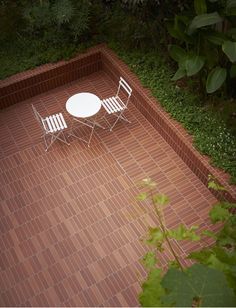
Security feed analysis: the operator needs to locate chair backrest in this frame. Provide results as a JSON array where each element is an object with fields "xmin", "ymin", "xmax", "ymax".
[
  {"xmin": 116, "ymin": 77, "xmax": 132, "ymax": 106},
  {"xmin": 32, "ymin": 104, "xmax": 47, "ymax": 132}
]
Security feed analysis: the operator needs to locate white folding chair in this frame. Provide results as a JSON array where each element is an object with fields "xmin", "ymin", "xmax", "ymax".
[
  {"xmin": 101, "ymin": 77, "xmax": 132, "ymax": 131},
  {"xmin": 32, "ymin": 104, "xmax": 70, "ymax": 151}
]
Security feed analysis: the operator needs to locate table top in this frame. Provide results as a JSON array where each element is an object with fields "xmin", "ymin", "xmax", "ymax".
[{"xmin": 66, "ymin": 92, "xmax": 101, "ymax": 118}]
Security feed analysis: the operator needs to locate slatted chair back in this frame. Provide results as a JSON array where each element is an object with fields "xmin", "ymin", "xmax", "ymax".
[
  {"xmin": 116, "ymin": 77, "xmax": 132, "ymax": 106},
  {"xmin": 101, "ymin": 77, "xmax": 133, "ymax": 131},
  {"xmin": 31, "ymin": 104, "xmax": 69, "ymax": 151}
]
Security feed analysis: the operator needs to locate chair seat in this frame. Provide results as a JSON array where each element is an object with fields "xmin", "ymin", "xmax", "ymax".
[
  {"xmin": 102, "ymin": 96, "xmax": 127, "ymax": 114},
  {"xmin": 101, "ymin": 77, "xmax": 132, "ymax": 131},
  {"xmin": 43, "ymin": 113, "xmax": 67, "ymax": 133}
]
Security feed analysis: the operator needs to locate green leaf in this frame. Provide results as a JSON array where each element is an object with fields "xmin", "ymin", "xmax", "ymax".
[
  {"xmin": 222, "ymin": 41, "xmax": 236, "ymax": 63},
  {"xmin": 168, "ymin": 224, "xmax": 200, "ymax": 241},
  {"xmin": 208, "ymin": 180, "xmax": 226, "ymax": 191},
  {"xmin": 216, "ymin": 218, "xmax": 236, "ymax": 247},
  {"xmin": 194, "ymin": 0, "xmax": 207, "ymax": 15},
  {"xmin": 152, "ymin": 194, "xmax": 169, "ymax": 206},
  {"xmin": 139, "ymin": 268, "xmax": 166, "ymax": 307},
  {"xmin": 207, "ymin": 254, "xmax": 229, "ymax": 272},
  {"xmin": 166, "ymin": 22, "xmax": 182, "ymax": 40},
  {"xmin": 230, "ymin": 64, "xmax": 236, "ymax": 77},
  {"xmin": 188, "ymin": 12, "xmax": 223, "ymax": 34},
  {"xmin": 171, "ymin": 67, "xmax": 186, "ymax": 81},
  {"xmin": 184, "ymin": 55, "xmax": 205, "ymax": 76},
  {"xmin": 137, "ymin": 192, "xmax": 148, "ymax": 201},
  {"xmin": 206, "ymin": 66, "xmax": 227, "ymax": 93},
  {"xmin": 209, "ymin": 204, "xmax": 231, "ymax": 223},
  {"xmin": 142, "ymin": 252, "xmax": 157, "ymax": 269},
  {"xmin": 188, "ymin": 249, "xmax": 212, "ymax": 263},
  {"xmin": 201, "ymin": 230, "xmax": 217, "ymax": 239},
  {"xmin": 161, "ymin": 264, "xmax": 236, "ymax": 307},
  {"xmin": 167, "ymin": 16, "xmax": 192, "ymax": 43},
  {"xmin": 146, "ymin": 227, "xmax": 164, "ymax": 247},
  {"xmin": 215, "ymin": 201, "xmax": 236, "ymax": 209},
  {"xmin": 168, "ymin": 45, "xmax": 187, "ymax": 62},
  {"xmin": 206, "ymin": 32, "xmax": 226, "ymax": 45},
  {"xmin": 213, "ymin": 247, "xmax": 236, "ymax": 266},
  {"xmin": 168, "ymin": 260, "xmax": 180, "ymax": 269}
]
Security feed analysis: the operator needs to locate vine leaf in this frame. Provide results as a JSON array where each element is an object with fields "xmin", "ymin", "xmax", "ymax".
[
  {"xmin": 208, "ymin": 180, "xmax": 226, "ymax": 191},
  {"xmin": 201, "ymin": 230, "xmax": 217, "ymax": 239},
  {"xmin": 139, "ymin": 268, "xmax": 166, "ymax": 307},
  {"xmin": 142, "ymin": 252, "xmax": 157, "ymax": 269},
  {"xmin": 209, "ymin": 204, "xmax": 231, "ymax": 223},
  {"xmin": 161, "ymin": 264, "xmax": 236, "ymax": 307},
  {"xmin": 146, "ymin": 227, "xmax": 164, "ymax": 248},
  {"xmin": 137, "ymin": 192, "xmax": 148, "ymax": 201},
  {"xmin": 152, "ymin": 194, "xmax": 169, "ymax": 206},
  {"xmin": 168, "ymin": 224, "xmax": 200, "ymax": 241}
]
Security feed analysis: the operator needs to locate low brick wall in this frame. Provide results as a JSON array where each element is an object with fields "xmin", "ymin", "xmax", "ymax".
[
  {"xmin": 0, "ymin": 51, "xmax": 101, "ymax": 109},
  {"xmin": 1, "ymin": 44, "xmax": 235, "ymax": 202}
]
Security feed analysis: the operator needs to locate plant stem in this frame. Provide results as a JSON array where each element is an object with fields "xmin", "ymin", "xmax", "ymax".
[{"xmin": 150, "ymin": 189, "xmax": 184, "ymax": 271}]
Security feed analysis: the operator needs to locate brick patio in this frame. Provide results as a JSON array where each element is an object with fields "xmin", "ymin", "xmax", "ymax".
[
  {"xmin": 2, "ymin": 42, "xmax": 235, "ymax": 306},
  {"xmin": 0, "ymin": 67, "xmax": 222, "ymax": 306}
]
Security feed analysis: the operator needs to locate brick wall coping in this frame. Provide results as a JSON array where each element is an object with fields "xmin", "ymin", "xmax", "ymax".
[
  {"xmin": 0, "ymin": 45, "xmax": 103, "ymax": 87},
  {"xmin": 1, "ymin": 43, "xmax": 235, "ymax": 202}
]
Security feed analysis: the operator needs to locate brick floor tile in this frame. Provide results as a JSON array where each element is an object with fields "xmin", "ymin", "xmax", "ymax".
[{"xmin": 0, "ymin": 70, "xmax": 229, "ymax": 306}]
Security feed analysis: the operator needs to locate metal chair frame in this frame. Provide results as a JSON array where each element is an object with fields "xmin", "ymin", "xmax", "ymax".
[
  {"xmin": 68, "ymin": 113, "xmax": 104, "ymax": 147},
  {"xmin": 101, "ymin": 77, "xmax": 132, "ymax": 131},
  {"xmin": 32, "ymin": 104, "xmax": 70, "ymax": 151}
]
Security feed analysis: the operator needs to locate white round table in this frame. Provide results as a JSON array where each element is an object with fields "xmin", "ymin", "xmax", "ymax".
[
  {"xmin": 65, "ymin": 92, "xmax": 104, "ymax": 147},
  {"xmin": 66, "ymin": 92, "xmax": 101, "ymax": 118}
]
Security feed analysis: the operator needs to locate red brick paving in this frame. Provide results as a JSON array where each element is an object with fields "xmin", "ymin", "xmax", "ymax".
[{"xmin": 0, "ymin": 71, "xmax": 219, "ymax": 306}]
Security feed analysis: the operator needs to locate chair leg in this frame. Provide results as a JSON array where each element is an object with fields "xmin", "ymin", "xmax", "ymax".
[
  {"xmin": 44, "ymin": 134, "xmax": 56, "ymax": 152},
  {"xmin": 110, "ymin": 111, "xmax": 131, "ymax": 131},
  {"xmin": 44, "ymin": 131, "xmax": 70, "ymax": 151},
  {"xmin": 87, "ymin": 122, "xmax": 96, "ymax": 147},
  {"xmin": 61, "ymin": 132, "xmax": 70, "ymax": 145}
]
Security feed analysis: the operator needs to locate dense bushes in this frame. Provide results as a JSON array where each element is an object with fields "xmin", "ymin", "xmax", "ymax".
[{"xmin": 0, "ymin": 0, "xmax": 92, "ymax": 79}]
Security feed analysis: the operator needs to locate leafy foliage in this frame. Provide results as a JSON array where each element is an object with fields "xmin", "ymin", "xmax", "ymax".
[
  {"xmin": 137, "ymin": 178, "xmax": 236, "ymax": 307},
  {"xmin": 139, "ymin": 268, "xmax": 166, "ymax": 307},
  {"xmin": 162, "ymin": 264, "xmax": 236, "ymax": 307},
  {"xmin": 110, "ymin": 43, "xmax": 236, "ymax": 183},
  {"xmin": 142, "ymin": 251, "xmax": 157, "ymax": 269},
  {"xmin": 206, "ymin": 67, "xmax": 227, "ymax": 93},
  {"xmin": 209, "ymin": 204, "xmax": 231, "ymax": 223},
  {"xmin": 51, "ymin": 0, "xmax": 74, "ymax": 25},
  {"xmin": 168, "ymin": 224, "xmax": 200, "ymax": 241},
  {"xmin": 167, "ymin": 0, "xmax": 236, "ymax": 95}
]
